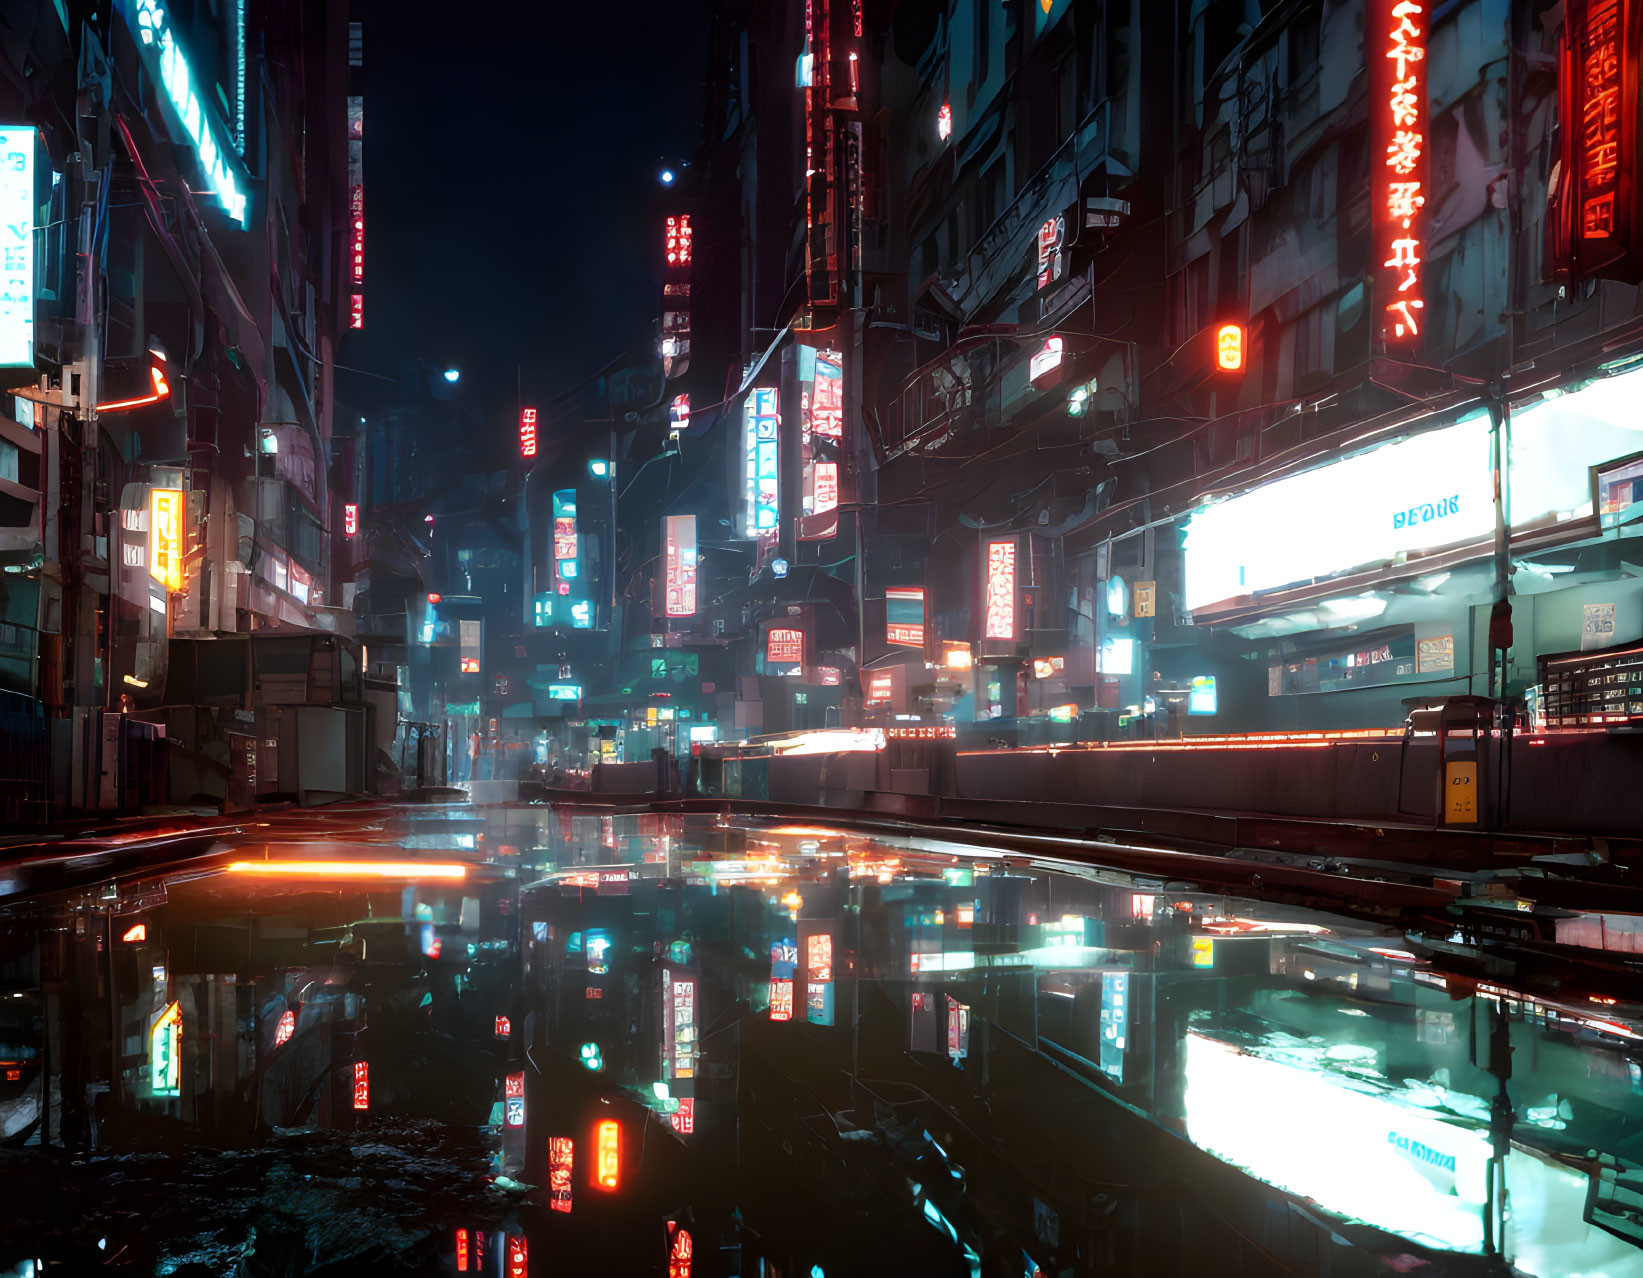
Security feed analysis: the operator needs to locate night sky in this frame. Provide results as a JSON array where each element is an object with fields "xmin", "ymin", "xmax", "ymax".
[{"xmin": 345, "ymin": 0, "xmax": 713, "ymax": 459}]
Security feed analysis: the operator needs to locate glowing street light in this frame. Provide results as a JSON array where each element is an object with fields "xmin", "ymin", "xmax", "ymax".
[
  {"xmin": 442, "ymin": 368, "xmax": 461, "ymax": 384},
  {"xmin": 660, "ymin": 169, "xmax": 676, "ymax": 185},
  {"xmin": 588, "ymin": 459, "xmax": 611, "ymax": 479}
]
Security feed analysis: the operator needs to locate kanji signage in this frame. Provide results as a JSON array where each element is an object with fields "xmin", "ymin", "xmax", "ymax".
[
  {"xmin": 548, "ymin": 1136, "xmax": 574, "ymax": 1212},
  {"xmin": 743, "ymin": 388, "xmax": 780, "ymax": 536},
  {"xmin": 0, "ymin": 128, "xmax": 36, "ymax": 366},
  {"xmin": 149, "ymin": 488, "xmax": 184, "ymax": 592},
  {"xmin": 1036, "ymin": 214, "xmax": 1066, "ymax": 289},
  {"xmin": 1372, "ymin": 0, "xmax": 1429, "ymax": 343},
  {"xmin": 767, "ymin": 627, "xmax": 805, "ymax": 665},
  {"xmin": 664, "ymin": 214, "xmax": 693, "ymax": 267},
  {"xmin": 1557, "ymin": 0, "xmax": 1643, "ymax": 279},
  {"xmin": 984, "ymin": 538, "xmax": 1017, "ymax": 641},
  {"xmin": 343, "ymin": 503, "xmax": 359, "ymax": 537},
  {"xmin": 352, "ymin": 1060, "xmax": 370, "ymax": 1110},
  {"xmin": 519, "ymin": 407, "xmax": 538, "ymax": 459}
]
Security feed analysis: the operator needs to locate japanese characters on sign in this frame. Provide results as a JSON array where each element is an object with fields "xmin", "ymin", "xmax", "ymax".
[
  {"xmin": 664, "ymin": 214, "xmax": 693, "ymax": 267},
  {"xmin": 595, "ymin": 1119, "xmax": 620, "ymax": 1190},
  {"xmin": 0, "ymin": 128, "xmax": 36, "ymax": 367},
  {"xmin": 352, "ymin": 1060, "xmax": 370, "ymax": 1110},
  {"xmin": 984, "ymin": 538, "xmax": 1017, "ymax": 641},
  {"xmin": 807, "ymin": 933, "xmax": 833, "ymax": 982},
  {"xmin": 767, "ymin": 627, "xmax": 805, "ymax": 665},
  {"xmin": 519, "ymin": 407, "xmax": 538, "ymax": 459},
  {"xmin": 743, "ymin": 388, "xmax": 780, "ymax": 536},
  {"xmin": 769, "ymin": 978, "xmax": 794, "ymax": 1021},
  {"xmin": 149, "ymin": 488, "xmax": 184, "ymax": 592},
  {"xmin": 350, "ymin": 184, "xmax": 364, "ymax": 284},
  {"xmin": 1374, "ymin": 0, "xmax": 1428, "ymax": 343},
  {"xmin": 548, "ymin": 1136, "xmax": 574, "ymax": 1212},
  {"xmin": 344, "ymin": 503, "xmax": 359, "ymax": 537},
  {"xmin": 1560, "ymin": 0, "xmax": 1642, "ymax": 278}
]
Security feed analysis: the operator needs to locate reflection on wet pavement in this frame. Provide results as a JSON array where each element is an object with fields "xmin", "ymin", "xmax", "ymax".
[{"xmin": 0, "ymin": 804, "xmax": 1638, "ymax": 1276}]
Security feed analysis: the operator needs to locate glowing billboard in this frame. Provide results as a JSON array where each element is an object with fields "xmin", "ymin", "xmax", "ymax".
[
  {"xmin": 149, "ymin": 488, "xmax": 184, "ymax": 592},
  {"xmin": 519, "ymin": 407, "xmax": 538, "ymax": 459},
  {"xmin": 743, "ymin": 388, "xmax": 780, "ymax": 536},
  {"xmin": 128, "ymin": 0, "xmax": 250, "ymax": 226},
  {"xmin": 885, "ymin": 586, "xmax": 926, "ymax": 647},
  {"xmin": 0, "ymin": 128, "xmax": 35, "ymax": 367},
  {"xmin": 663, "ymin": 514, "xmax": 698, "ymax": 617},
  {"xmin": 984, "ymin": 539, "xmax": 1017, "ymax": 640}
]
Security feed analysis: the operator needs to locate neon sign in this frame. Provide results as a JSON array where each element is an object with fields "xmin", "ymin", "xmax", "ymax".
[
  {"xmin": 984, "ymin": 539, "xmax": 1017, "ymax": 640},
  {"xmin": 1216, "ymin": 323, "xmax": 1244, "ymax": 371},
  {"xmin": 350, "ymin": 294, "xmax": 363, "ymax": 330},
  {"xmin": 0, "ymin": 128, "xmax": 35, "ymax": 366},
  {"xmin": 767, "ymin": 627, "xmax": 805, "ymax": 665},
  {"xmin": 1036, "ymin": 215, "xmax": 1066, "ymax": 289},
  {"xmin": 665, "ymin": 215, "xmax": 693, "ymax": 267},
  {"xmin": 505, "ymin": 1234, "xmax": 527, "ymax": 1278},
  {"xmin": 668, "ymin": 1224, "xmax": 693, "ymax": 1278},
  {"xmin": 664, "ymin": 515, "xmax": 698, "ymax": 617},
  {"xmin": 1561, "ymin": 0, "xmax": 1642, "ymax": 277},
  {"xmin": 1374, "ymin": 0, "xmax": 1427, "ymax": 342},
  {"xmin": 519, "ymin": 407, "xmax": 538, "ymax": 459},
  {"xmin": 343, "ymin": 503, "xmax": 359, "ymax": 538},
  {"xmin": 548, "ymin": 1136, "xmax": 574, "ymax": 1212},
  {"xmin": 807, "ymin": 933, "xmax": 833, "ymax": 982},
  {"xmin": 274, "ymin": 1008, "xmax": 295, "ymax": 1047},
  {"xmin": 885, "ymin": 586, "xmax": 926, "ymax": 647},
  {"xmin": 130, "ymin": 0, "xmax": 251, "ymax": 226},
  {"xmin": 769, "ymin": 978, "xmax": 794, "ymax": 1021},
  {"xmin": 352, "ymin": 1059, "xmax": 369, "ymax": 1110},
  {"xmin": 150, "ymin": 1001, "xmax": 182, "ymax": 1097},
  {"xmin": 349, "ymin": 184, "xmax": 364, "ymax": 283},
  {"xmin": 149, "ymin": 488, "xmax": 184, "ymax": 592},
  {"xmin": 743, "ymin": 388, "xmax": 780, "ymax": 535},
  {"xmin": 670, "ymin": 1098, "xmax": 695, "ymax": 1133},
  {"xmin": 595, "ymin": 1119, "xmax": 620, "ymax": 1190}
]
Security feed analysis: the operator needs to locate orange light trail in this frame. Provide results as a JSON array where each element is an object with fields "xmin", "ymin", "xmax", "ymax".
[{"xmin": 224, "ymin": 860, "xmax": 468, "ymax": 881}]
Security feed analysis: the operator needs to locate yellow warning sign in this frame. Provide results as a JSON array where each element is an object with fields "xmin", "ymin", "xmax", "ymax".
[{"xmin": 1443, "ymin": 760, "xmax": 1478, "ymax": 825}]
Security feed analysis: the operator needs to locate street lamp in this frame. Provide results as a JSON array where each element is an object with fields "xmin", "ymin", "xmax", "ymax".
[
  {"xmin": 660, "ymin": 169, "xmax": 675, "ymax": 185},
  {"xmin": 588, "ymin": 459, "xmax": 611, "ymax": 479},
  {"xmin": 442, "ymin": 367, "xmax": 461, "ymax": 384}
]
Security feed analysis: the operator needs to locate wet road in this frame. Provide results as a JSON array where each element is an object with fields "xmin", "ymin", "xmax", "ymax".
[{"xmin": 0, "ymin": 802, "xmax": 1638, "ymax": 1277}]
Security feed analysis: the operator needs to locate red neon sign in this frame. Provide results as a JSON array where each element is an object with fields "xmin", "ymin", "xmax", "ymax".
[
  {"xmin": 807, "ymin": 933, "xmax": 833, "ymax": 983},
  {"xmin": 595, "ymin": 1119, "xmax": 620, "ymax": 1190},
  {"xmin": 1373, "ymin": 0, "xmax": 1428, "ymax": 343},
  {"xmin": 343, "ymin": 503, "xmax": 359, "ymax": 538},
  {"xmin": 548, "ymin": 1136, "xmax": 574, "ymax": 1212},
  {"xmin": 665, "ymin": 215, "xmax": 693, "ymax": 268},
  {"xmin": 668, "ymin": 1224, "xmax": 693, "ymax": 1278},
  {"xmin": 506, "ymin": 1233, "xmax": 527, "ymax": 1278},
  {"xmin": 349, "ymin": 185, "xmax": 365, "ymax": 284},
  {"xmin": 455, "ymin": 1228, "xmax": 470, "ymax": 1272},
  {"xmin": 669, "ymin": 1097, "xmax": 695, "ymax": 1134},
  {"xmin": 494, "ymin": 1015, "xmax": 511, "ymax": 1039},
  {"xmin": 1216, "ymin": 323, "xmax": 1244, "ymax": 371},
  {"xmin": 504, "ymin": 1071, "xmax": 524, "ymax": 1098},
  {"xmin": 274, "ymin": 1008, "xmax": 295, "ymax": 1047},
  {"xmin": 1560, "ymin": 0, "xmax": 1643, "ymax": 277},
  {"xmin": 769, "ymin": 978, "xmax": 794, "ymax": 1021},
  {"xmin": 519, "ymin": 407, "xmax": 538, "ymax": 459},
  {"xmin": 121, "ymin": 923, "xmax": 147, "ymax": 943},
  {"xmin": 984, "ymin": 539, "xmax": 1017, "ymax": 640},
  {"xmin": 352, "ymin": 1060, "xmax": 369, "ymax": 1110},
  {"xmin": 350, "ymin": 293, "xmax": 363, "ymax": 330},
  {"xmin": 767, "ymin": 627, "xmax": 805, "ymax": 665}
]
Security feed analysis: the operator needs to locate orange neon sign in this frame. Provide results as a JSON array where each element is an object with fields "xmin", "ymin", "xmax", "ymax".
[
  {"xmin": 594, "ymin": 1119, "xmax": 620, "ymax": 1190},
  {"xmin": 224, "ymin": 860, "xmax": 468, "ymax": 880},
  {"xmin": 1215, "ymin": 323, "xmax": 1244, "ymax": 371},
  {"xmin": 1375, "ymin": 0, "xmax": 1427, "ymax": 342},
  {"xmin": 97, "ymin": 356, "xmax": 172, "ymax": 412},
  {"xmin": 148, "ymin": 488, "xmax": 184, "ymax": 592}
]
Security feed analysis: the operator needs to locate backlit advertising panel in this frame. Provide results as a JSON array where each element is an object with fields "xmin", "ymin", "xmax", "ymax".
[
  {"xmin": 547, "ymin": 1137, "xmax": 574, "ymax": 1212},
  {"xmin": 885, "ymin": 586, "xmax": 926, "ymax": 647},
  {"xmin": 519, "ymin": 407, "xmax": 538, "ymax": 459},
  {"xmin": 149, "ymin": 488, "xmax": 184, "ymax": 592},
  {"xmin": 743, "ymin": 388, "xmax": 780, "ymax": 536},
  {"xmin": 663, "ymin": 514, "xmax": 698, "ymax": 617},
  {"xmin": 1556, "ymin": 0, "xmax": 1643, "ymax": 279},
  {"xmin": 0, "ymin": 128, "xmax": 35, "ymax": 367},
  {"xmin": 984, "ymin": 539, "xmax": 1017, "ymax": 640}
]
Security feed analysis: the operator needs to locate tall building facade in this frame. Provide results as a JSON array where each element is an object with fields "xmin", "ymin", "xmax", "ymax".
[
  {"xmin": 0, "ymin": 0, "xmax": 360, "ymax": 817},
  {"xmin": 591, "ymin": 0, "xmax": 1643, "ymax": 747}
]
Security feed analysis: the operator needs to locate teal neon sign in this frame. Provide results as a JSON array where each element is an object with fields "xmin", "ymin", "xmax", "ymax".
[{"xmin": 131, "ymin": 0, "xmax": 251, "ymax": 227}]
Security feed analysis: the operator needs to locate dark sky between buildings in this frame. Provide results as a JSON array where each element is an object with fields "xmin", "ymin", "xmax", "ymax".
[{"xmin": 345, "ymin": 0, "xmax": 713, "ymax": 462}]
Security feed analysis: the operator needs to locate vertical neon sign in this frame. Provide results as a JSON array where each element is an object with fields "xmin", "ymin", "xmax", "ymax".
[
  {"xmin": 0, "ymin": 128, "xmax": 36, "ymax": 367},
  {"xmin": 149, "ymin": 1001, "xmax": 182, "ymax": 1096},
  {"xmin": 519, "ymin": 407, "xmax": 538, "ymax": 459},
  {"xmin": 1375, "ymin": 0, "xmax": 1428, "ymax": 344},
  {"xmin": 352, "ymin": 1060, "xmax": 370, "ymax": 1109},
  {"xmin": 984, "ymin": 539, "xmax": 1017, "ymax": 641},
  {"xmin": 548, "ymin": 1136, "xmax": 574, "ymax": 1212},
  {"xmin": 595, "ymin": 1119, "xmax": 620, "ymax": 1190},
  {"xmin": 664, "ymin": 515, "xmax": 698, "ymax": 617},
  {"xmin": 149, "ymin": 488, "xmax": 184, "ymax": 592}
]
